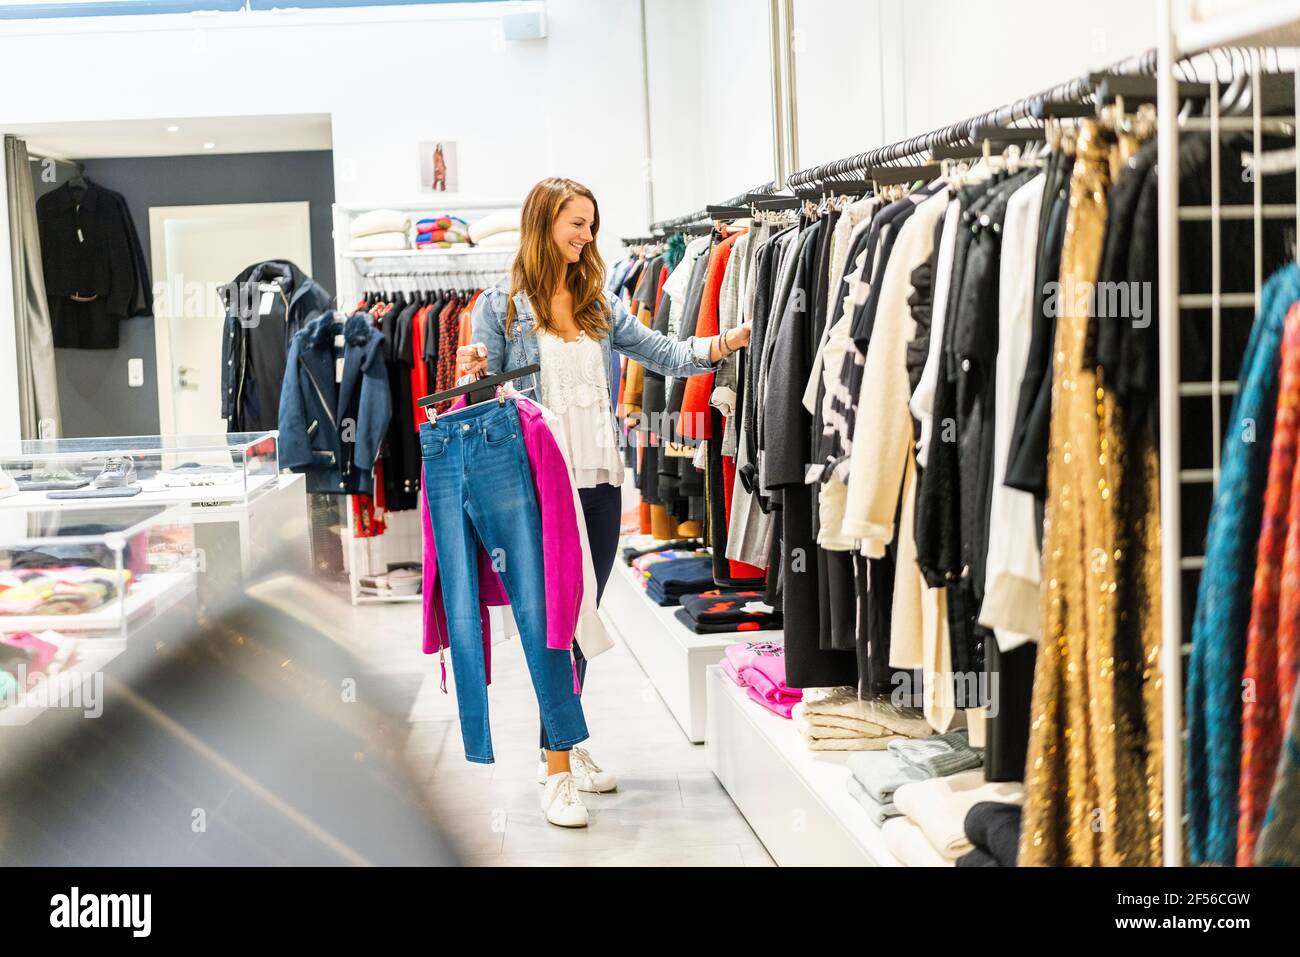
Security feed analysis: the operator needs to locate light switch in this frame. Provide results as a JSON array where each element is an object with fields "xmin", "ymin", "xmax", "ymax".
[{"xmin": 128, "ymin": 358, "xmax": 144, "ymax": 388}]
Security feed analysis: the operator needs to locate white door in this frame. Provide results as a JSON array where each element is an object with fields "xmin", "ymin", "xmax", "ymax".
[{"xmin": 150, "ymin": 202, "xmax": 314, "ymax": 436}]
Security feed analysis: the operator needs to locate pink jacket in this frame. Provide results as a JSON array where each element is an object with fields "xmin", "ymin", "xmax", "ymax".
[{"xmin": 421, "ymin": 396, "xmax": 584, "ymax": 684}]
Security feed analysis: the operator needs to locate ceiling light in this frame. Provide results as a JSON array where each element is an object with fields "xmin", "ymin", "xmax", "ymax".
[
  {"xmin": 203, "ymin": 142, "xmax": 216, "ymax": 150},
  {"xmin": 166, "ymin": 125, "xmax": 180, "ymax": 132}
]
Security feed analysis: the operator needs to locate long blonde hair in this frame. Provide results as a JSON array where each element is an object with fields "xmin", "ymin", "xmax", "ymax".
[{"xmin": 506, "ymin": 177, "xmax": 610, "ymax": 340}]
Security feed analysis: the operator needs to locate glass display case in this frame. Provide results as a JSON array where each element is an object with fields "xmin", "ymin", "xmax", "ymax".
[
  {"xmin": 0, "ymin": 432, "xmax": 278, "ymax": 510},
  {"xmin": 0, "ymin": 502, "xmax": 196, "ymax": 641}
]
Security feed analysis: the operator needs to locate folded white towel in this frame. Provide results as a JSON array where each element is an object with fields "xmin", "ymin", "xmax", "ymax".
[
  {"xmin": 351, "ymin": 208, "xmax": 410, "ymax": 238},
  {"xmin": 350, "ymin": 231, "xmax": 411, "ymax": 252},
  {"xmin": 892, "ymin": 770, "xmax": 1024, "ymax": 860},
  {"xmin": 469, "ymin": 209, "xmax": 522, "ymax": 244},
  {"xmin": 799, "ymin": 687, "xmax": 932, "ymax": 738},
  {"xmin": 882, "ymin": 817, "xmax": 954, "ymax": 867},
  {"xmin": 475, "ymin": 229, "xmax": 521, "ymax": 249}
]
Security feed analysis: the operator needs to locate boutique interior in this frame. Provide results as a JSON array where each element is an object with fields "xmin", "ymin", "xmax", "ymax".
[{"xmin": 1, "ymin": 0, "xmax": 1300, "ymax": 870}]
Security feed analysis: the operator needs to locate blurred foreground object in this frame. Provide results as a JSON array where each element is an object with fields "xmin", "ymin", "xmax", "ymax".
[{"xmin": 0, "ymin": 568, "xmax": 458, "ymax": 866}]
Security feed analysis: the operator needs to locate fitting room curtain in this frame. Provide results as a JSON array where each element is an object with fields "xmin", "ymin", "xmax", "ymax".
[{"xmin": 5, "ymin": 135, "xmax": 61, "ymax": 439}]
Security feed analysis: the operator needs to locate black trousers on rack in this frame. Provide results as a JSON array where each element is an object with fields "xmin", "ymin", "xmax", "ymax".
[{"xmin": 540, "ymin": 482, "xmax": 623, "ymax": 751}]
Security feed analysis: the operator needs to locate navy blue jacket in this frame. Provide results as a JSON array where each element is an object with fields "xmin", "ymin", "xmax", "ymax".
[{"xmin": 278, "ymin": 311, "xmax": 391, "ymax": 495}]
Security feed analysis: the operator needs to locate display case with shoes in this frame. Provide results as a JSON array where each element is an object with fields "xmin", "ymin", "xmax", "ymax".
[{"xmin": 0, "ymin": 432, "xmax": 278, "ymax": 508}]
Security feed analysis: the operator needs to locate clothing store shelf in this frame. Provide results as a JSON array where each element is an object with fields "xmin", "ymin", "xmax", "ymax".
[
  {"xmin": 705, "ymin": 666, "xmax": 900, "ymax": 868},
  {"xmin": 598, "ymin": 555, "xmax": 781, "ymax": 744},
  {"xmin": 1172, "ymin": 0, "xmax": 1300, "ymax": 55},
  {"xmin": 340, "ymin": 247, "xmax": 517, "ymax": 262},
  {"xmin": 0, "ymin": 571, "xmax": 194, "ymax": 638},
  {"xmin": 0, "ymin": 641, "xmax": 121, "ymax": 728}
]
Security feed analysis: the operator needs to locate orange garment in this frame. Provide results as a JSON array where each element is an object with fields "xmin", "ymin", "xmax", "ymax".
[
  {"xmin": 680, "ymin": 233, "xmax": 740, "ymax": 440},
  {"xmin": 409, "ymin": 304, "xmax": 431, "ymax": 429},
  {"xmin": 458, "ymin": 289, "xmax": 482, "ymax": 350}
]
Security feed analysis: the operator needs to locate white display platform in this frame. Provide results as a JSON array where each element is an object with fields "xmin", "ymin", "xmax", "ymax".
[
  {"xmin": 598, "ymin": 558, "xmax": 781, "ymax": 743},
  {"xmin": 0, "ymin": 471, "xmax": 278, "ymax": 514},
  {"xmin": 705, "ymin": 664, "xmax": 900, "ymax": 867}
]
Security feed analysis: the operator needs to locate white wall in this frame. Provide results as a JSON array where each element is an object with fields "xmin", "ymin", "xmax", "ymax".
[
  {"xmin": 897, "ymin": 0, "xmax": 1160, "ymax": 135},
  {"xmin": 644, "ymin": 0, "xmax": 773, "ymax": 222},
  {"xmin": 0, "ymin": 1, "xmax": 646, "ymax": 260}
]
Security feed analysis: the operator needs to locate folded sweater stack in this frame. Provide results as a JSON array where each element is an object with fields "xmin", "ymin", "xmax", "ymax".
[
  {"xmin": 351, "ymin": 208, "xmax": 411, "ymax": 252},
  {"xmin": 845, "ymin": 730, "xmax": 982, "ymax": 826},
  {"xmin": 956, "ymin": 801, "xmax": 1022, "ymax": 867},
  {"xmin": 644, "ymin": 556, "xmax": 714, "ymax": 606},
  {"xmin": 792, "ymin": 687, "xmax": 931, "ymax": 751},
  {"xmin": 886, "ymin": 771, "xmax": 1024, "ymax": 866},
  {"xmin": 719, "ymin": 640, "xmax": 800, "ymax": 718},
  {"xmin": 468, "ymin": 209, "xmax": 521, "ymax": 249},
  {"xmin": 674, "ymin": 589, "xmax": 782, "ymax": 634},
  {"xmin": 415, "ymin": 215, "xmax": 470, "ymax": 249}
]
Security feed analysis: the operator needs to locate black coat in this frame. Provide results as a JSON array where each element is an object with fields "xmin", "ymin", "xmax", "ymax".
[{"xmin": 36, "ymin": 181, "xmax": 146, "ymax": 349}]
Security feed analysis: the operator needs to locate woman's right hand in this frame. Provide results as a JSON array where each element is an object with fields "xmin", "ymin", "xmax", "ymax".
[{"xmin": 457, "ymin": 343, "xmax": 489, "ymax": 378}]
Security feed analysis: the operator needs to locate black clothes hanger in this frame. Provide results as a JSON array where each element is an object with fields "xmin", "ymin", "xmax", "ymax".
[
  {"xmin": 418, "ymin": 363, "xmax": 541, "ymax": 420},
  {"xmin": 871, "ymin": 164, "xmax": 941, "ymax": 186}
]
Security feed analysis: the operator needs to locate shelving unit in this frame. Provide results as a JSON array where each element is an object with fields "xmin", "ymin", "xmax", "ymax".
[
  {"xmin": 598, "ymin": 556, "xmax": 781, "ymax": 743},
  {"xmin": 705, "ymin": 665, "xmax": 899, "ymax": 867}
]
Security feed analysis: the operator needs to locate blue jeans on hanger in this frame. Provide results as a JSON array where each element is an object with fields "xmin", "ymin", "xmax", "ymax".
[{"xmin": 420, "ymin": 401, "xmax": 588, "ymax": 764}]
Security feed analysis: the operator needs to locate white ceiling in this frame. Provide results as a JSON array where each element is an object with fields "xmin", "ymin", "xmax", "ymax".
[{"xmin": 5, "ymin": 113, "xmax": 332, "ymax": 160}]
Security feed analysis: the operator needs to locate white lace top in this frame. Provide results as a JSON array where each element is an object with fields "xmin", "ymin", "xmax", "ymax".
[{"xmin": 536, "ymin": 329, "xmax": 625, "ymax": 488}]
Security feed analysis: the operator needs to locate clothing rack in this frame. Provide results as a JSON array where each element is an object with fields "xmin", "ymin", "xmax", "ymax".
[
  {"xmin": 783, "ymin": 48, "xmax": 1282, "ymax": 189},
  {"xmin": 646, "ymin": 180, "xmax": 778, "ymax": 236}
]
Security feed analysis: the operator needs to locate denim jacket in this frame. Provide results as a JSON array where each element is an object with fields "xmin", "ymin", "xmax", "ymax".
[{"xmin": 470, "ymin": 284, "xmax": 717, "ymax": 445}]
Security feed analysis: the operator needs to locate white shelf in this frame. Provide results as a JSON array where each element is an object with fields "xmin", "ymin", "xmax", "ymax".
[
  {"xmin": 1173, "ymin": 0, "xmax": 1300, "ymax": 53},
  {"xmin": 0, "ymin": 571, "xmax": 194, "ymax": 636},
  {"xmin": 0, "ymin": 471, "xmax": 279, "ymax": 518},
  {"xmin": 705, "ymin": 664, "xmax": 900, "ymax": 867},
  {"xmin": 598, "ymin": 555, "xmax": 781, "ymax": 743},
  {"xmin": 341, "ymin": 247, "xmax": 516, "ymax": 262},
  {"xmin": 0, "ymin": 639, "xmax": 123, "ymax": 727}
]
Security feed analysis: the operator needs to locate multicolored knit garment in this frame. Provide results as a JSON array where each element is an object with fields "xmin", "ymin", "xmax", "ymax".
[
  {"xmin": 1239, "ymin": 302, "xmax": 1300, "ymax": 864},
  {"xmin": 1187, "ymin": 262, "xmax": 1300, "ymax": 865}
]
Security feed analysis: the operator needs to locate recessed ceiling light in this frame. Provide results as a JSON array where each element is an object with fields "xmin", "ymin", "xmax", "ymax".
[
  {"xmin": 203, "ymin": 142, "xmax": 216, "ymax": 150},
  {"xmin": 166, "ymin": 125, "xmax": 180, "ymax": 132}
]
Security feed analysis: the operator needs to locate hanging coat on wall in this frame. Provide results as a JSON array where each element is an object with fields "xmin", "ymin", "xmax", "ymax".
[{"xmin": 35, "ymin": 180, "xmax": 149, "ymax": 349}]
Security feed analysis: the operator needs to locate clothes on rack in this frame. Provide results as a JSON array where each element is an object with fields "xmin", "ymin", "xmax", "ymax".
[
  {"xmin": 36, "ymin": 178, "xmax": 151, "ymax": 349},
  {"xmin": 220, "ymin": 259, "xmax": 332, "ymax": 434},
  {"xmin": 278, "ymin": 310, "xmax": 392, "ymax": 495}
]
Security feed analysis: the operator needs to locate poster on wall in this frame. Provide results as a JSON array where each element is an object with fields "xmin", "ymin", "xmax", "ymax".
[{"xmin": 418, "ymin": 141, "xmax": 459, "ymax": 194}]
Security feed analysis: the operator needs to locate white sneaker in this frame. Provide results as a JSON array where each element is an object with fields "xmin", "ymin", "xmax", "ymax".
[
  {"xmin": 536, "ymin": 747, "xmax": 618, "ymax": 793},
  {"xmin": 568, "ymin": 746, "xmax": 618, "ymax": 793},
  {"xmin": 541, "ymin": 772, "xmax": 589, "ymax": 828}
]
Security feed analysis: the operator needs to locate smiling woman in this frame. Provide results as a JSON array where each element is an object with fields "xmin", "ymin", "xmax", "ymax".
[{"xmin": 453, "ymin": 175, "xmax": 751, "ymax": 829}]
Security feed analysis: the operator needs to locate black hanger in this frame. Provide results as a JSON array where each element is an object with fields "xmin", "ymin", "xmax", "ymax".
[
  {"xmin": 871, "ymin": 164, "xmax": 941, "ymax": 185},
  {"xmin": 418, "ymin": 363, "xmax": 541, "ymax": 412}
]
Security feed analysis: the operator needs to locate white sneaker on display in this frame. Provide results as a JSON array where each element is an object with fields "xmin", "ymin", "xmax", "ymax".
[
  {"xmin": 540, "ymin": 772, "xmax": 589, "ymax": 828},
  {"xmin": 536, "ymin": 747, "xmax": 618, "ymax": 793}
]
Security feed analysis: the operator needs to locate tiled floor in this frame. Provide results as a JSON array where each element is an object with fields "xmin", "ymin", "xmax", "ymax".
[{"xmin": 337, "ymin": 598, "xmax": 774, "ymax": 867}]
